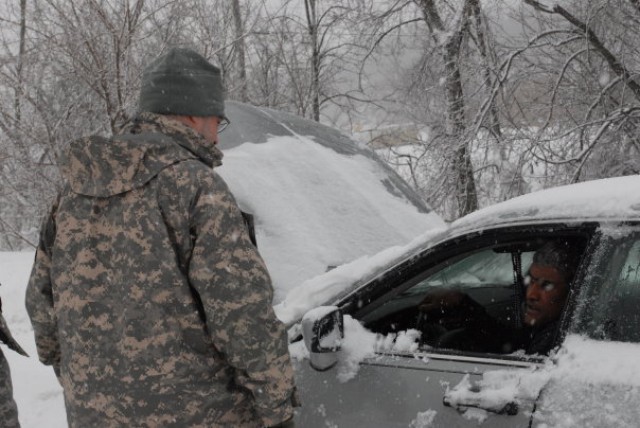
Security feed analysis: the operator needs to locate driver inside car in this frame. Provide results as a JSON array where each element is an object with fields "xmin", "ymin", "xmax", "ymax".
[{"xmin": 418, "ymin": 240, "xmax": 581, "ymax": 355}]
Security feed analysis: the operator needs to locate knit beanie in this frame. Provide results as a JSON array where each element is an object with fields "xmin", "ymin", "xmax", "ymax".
[
  {"xmin": 139, "ymin": 48, "xmax": 226, "ymax": 118},
  {"xmin": 533, "ymin": 240, "xmax": 581, "ymax": 282}
]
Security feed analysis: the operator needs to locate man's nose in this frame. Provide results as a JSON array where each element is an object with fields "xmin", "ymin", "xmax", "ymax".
[{"xmin": 526, "ymin": 283, "xmax": 541, "ymax": 301}]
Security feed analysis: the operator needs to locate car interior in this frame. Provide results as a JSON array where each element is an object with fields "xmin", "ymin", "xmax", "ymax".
[{"xmin": 359, "ymin": 235, "xmax": 589, "ymax": 356}]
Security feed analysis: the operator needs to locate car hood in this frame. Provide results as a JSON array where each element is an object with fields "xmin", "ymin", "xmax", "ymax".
[{"xmin": 274, "ymin": 226, "xmax": 449, "ymax": 326}]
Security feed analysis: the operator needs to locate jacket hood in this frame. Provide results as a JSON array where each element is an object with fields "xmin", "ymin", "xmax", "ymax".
[{"xmin": 60, "ymin": 113, "xmax": 223, "ymax": 197}]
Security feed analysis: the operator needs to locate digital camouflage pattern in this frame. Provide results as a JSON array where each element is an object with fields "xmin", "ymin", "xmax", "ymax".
[
  {"xmin": 0, "ymin": 302, "xmax": 27, "ymax": 358},
  {"xmin": 0, "ymin": 348, "xmax": 20, "ymax": 428},
  {"xmin": 26, "ymin": 112, "xmax": 297, "ymax": 427},
  {"xmin": 1, "ymin": 300, "xmax": 25, "ymax": 428}
]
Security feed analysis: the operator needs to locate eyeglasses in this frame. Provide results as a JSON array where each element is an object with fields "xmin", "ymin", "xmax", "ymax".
[
  {"xmin": 524, "ymin": 274, "xmax": 557, "ymax": 292},
  {"xmin": 218, "ymin": 117, "xmax": 230, "ymax": 133}
]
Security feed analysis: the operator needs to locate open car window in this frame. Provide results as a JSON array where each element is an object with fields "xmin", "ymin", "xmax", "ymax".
[{"xmin": 358, "ymin": 234, "xmax": 588, "ymax": 357}]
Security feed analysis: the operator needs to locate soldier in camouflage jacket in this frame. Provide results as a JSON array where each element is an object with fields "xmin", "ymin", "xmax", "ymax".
[
  {"xmin": 25, "ymin": 49, "xmax": 297, "ymax": 428},
  {"xmin": 1, "ymin": 291, "xmax": 27, "ymax": 428}
]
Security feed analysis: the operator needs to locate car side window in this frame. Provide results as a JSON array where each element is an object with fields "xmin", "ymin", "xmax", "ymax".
[
  {"xmin": 580, "ymin": 233, "xmax": 640, "ymax": 342},
  {"xmin": 360, "ymin": 246, "xmax": 536, "ymax": 354}
]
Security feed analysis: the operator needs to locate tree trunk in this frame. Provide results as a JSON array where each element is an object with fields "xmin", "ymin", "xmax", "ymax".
[
  {"xmin": 444, "ymin": 39, "xmax": 478, "ymax": 216},
  {"xmin": 470, "ymin": 0, "xmax": 502, "ymax": 142},
  {"xmin": 231, "ymin": 0, "xmax": 248, "ymax": 102},
  {"xmin": 420, "ymin": 0, "xmax": 479, "ymax": 216},
  {"xmin": 15, "ymin": 0, "xmax": 27, "ymax": 125},
  {"xmin": 310, "ymin": 43, "xmax": 320, "ymax": 122},
  {"xmin": 304, "ymin": 0, "xmax": 321, "ymax": 122}
]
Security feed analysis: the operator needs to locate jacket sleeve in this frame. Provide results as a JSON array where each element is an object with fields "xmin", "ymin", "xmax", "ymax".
[
  {"xmin": 25, "ymin": 198, "xmax": 61, "ymax": 372},
  {"xmin": 187, "ymin": 169, "xmax": 296, "ymax": 427},
  {"xmin": 0, "ymin": 311, "xmax": 27, "ymax": 357}
]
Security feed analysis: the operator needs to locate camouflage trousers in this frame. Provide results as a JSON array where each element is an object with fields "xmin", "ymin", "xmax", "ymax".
[{"xmin": 0, "ymin": 348, "xmax": 20, "ymax": 428}]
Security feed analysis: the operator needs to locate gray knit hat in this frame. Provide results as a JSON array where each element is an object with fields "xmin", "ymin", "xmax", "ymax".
[
  {"xmin": 139, "ymin": 48, "xmax": 225, "ymax": 118},
  {"xmin": 533, "ymin": 240, "xmax": 581, "ymax": 282}
]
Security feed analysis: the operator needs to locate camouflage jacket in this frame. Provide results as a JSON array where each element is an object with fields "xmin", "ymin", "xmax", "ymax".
[
  {"xmin": 0, "ymin": 348, "xmax": 20, "ymax": 428},
  {"xmin": 25, "ymin": 113, "xmax": 297, "ymax": 428},
  {"xmin": 1, "ymin": 294, "xmax": 25, "ymax": 428}
]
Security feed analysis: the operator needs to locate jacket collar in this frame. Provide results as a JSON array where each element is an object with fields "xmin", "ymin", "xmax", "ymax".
[{"xmin": 121, "ymin": 112, "xmax": 223, "ymax": 168}]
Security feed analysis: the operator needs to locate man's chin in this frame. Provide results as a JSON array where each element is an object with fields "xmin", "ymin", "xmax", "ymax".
[{"xmin": 524, "ymin": 312, "xmax": 540, "ymax": 327}]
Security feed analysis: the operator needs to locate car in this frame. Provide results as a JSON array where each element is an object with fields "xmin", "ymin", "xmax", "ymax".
[{"xmin": 280, "ymin": 174, "xmax": 640, "ymax": 427}]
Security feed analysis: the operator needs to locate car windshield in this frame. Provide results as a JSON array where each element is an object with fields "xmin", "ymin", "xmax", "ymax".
[{"xmin": 403, "ymin": 249, "xmax": 534, "ymax": 297}]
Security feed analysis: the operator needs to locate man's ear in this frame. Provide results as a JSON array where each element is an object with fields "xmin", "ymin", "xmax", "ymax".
[{"xmin": 184, "ymin": 115, "xmax": 198, "ymax": 126}]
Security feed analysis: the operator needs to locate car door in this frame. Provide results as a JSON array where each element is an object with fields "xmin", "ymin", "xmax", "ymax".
[
  {"xmin": 293, "ymin": 226, "xmax": 595, "ymax": 428},
  {"xmin": 532, "ymin": 224, "xmax": 640, "ymax": 427}
]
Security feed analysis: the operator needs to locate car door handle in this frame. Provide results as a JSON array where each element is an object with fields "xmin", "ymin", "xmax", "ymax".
[{"xmin": 443, "ymin": 395, "xmax": 519, "ymax": 416}]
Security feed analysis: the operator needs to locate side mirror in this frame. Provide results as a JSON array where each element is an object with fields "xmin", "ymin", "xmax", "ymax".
[{"xmin": 302, "ymin": 306, "xmax": 344, "ymax": 371}]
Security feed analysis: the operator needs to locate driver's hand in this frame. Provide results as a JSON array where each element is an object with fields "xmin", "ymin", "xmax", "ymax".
[{"xmin": 418, "ymin": 289, "xmax": 467, "ymax": 314}]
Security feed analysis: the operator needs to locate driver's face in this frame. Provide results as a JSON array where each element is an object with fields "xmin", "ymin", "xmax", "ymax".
[{"xmin": 523, "ymin": 263, "xmax": 569, "ymax": 328}]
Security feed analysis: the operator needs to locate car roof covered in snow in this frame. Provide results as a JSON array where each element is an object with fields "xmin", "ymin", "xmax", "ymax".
[{"xmin": 451, "ymin": 174, "xmax": 640, "ymax": 235}]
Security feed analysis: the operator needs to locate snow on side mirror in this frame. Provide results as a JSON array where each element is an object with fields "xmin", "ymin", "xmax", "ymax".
[{"xmin": 302, "ymin": 306, "xmax": 344, "ymax": 371}]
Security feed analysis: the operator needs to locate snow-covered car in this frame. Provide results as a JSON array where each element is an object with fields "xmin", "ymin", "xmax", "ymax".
[
  {"xmin": 280, "ymin": 175, "xmax": 640, "ymax": 427},
  {"xmin": 218, "ymin": 101, "xmax": 444, "ymax": 301}
]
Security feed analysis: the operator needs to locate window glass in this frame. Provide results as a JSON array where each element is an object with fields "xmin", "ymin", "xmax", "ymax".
[
  {"xmin": 580, "ymin": 234, "xmax": 640, "ymax": 342},
  {"xmin": 615, "ymin": 240, "xmax": 640, "ymax": 290}
]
